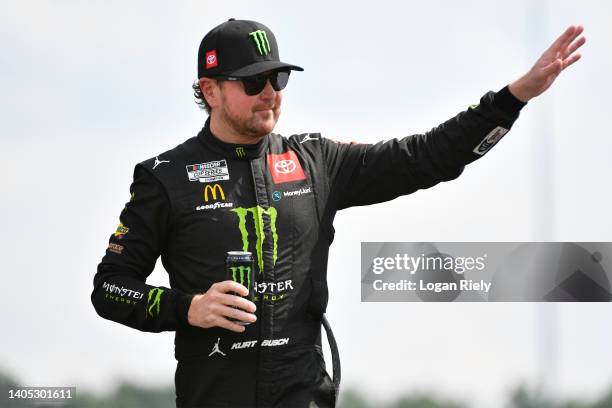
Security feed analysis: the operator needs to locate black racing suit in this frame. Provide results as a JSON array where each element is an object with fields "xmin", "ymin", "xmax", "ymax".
[{"xmin": 91, "ymin": 86, "xmax": 526, "ymax": 407}]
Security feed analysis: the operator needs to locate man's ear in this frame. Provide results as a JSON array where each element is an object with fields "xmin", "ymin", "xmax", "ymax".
[{"xmin": 199, "ymin": 77, "xmax": 219, "ymax": 108}]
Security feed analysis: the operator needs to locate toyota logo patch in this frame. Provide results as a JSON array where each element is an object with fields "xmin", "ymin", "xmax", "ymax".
[
  {"xmin": 274, "ymin": 159, "xmax": 296, "ymax": 174},
  {"xmin": 267, "ymin": 151, "xmax": 306, "ymax": 184}
]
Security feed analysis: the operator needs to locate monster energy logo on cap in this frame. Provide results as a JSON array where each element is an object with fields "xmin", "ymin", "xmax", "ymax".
[
  {"xmin": 145, "ymin": 287, "xmax": 164, "ymax": 318},
  {"xmin": 249, "ymin": 30, "xmax": 271, "ymax": 56},
  {"xmin": 232, "ymin": 206, "xmax": 278, "ymax": 274}
]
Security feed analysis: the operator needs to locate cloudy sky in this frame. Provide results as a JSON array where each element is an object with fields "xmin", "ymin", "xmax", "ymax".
[{"xmin": 1, "ymin": 1, "xmax": 611, "ymax": 406}]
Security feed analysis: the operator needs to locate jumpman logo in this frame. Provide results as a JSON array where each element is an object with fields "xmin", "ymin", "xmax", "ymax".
[
  {"xmin": 208, "ymin": 337, "xmax": 226, "ymax": 357},
  {"xmin": 300, "ymin": 134, "xmax": 318, "ymax": 144},
  {"xmin": 152, "ymin": 156, "xmax": 170, "ymax": 169}
]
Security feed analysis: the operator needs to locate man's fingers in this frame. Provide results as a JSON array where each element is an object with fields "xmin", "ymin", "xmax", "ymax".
[
  {"xmin": 545, "ymin": 25, "xmax": 583, "ymax": 57},
  {"xmin": 546, "ymin": 25, "xmax": 576, "ymax": 54},
  {"xmin": 218, "ymin": 293, "xmax": 257, "ymax": 313},
  {"xmin": 214, "ymin": 316, "xmax": 247, "ymax": 333},
  {"xmin": 218, "ymin": 305, "xmax": 257, "ymax": 324},
  {"xmin": 212, "ymin": 280, "xmax": 249, "ymax": 296},
  {"xmin": 562, "ymin": 53, "xmax": 582, "ymax": 70},
  {"xmin": 561, "ymin": 36, "xmax": 586, "ymax": 60}
]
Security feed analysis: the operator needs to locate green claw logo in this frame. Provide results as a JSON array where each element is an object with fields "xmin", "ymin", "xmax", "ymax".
[
  {"xmin": 145, "ymin": 287, "xmax": 164, "ymax": 318},
  {"xmin": 249, "ymin": 30, "xmax": 271, "ymax": 56},
  {"xmin": 229, "ymin": 265, "xmax": 252, "ymax": 288},
  {"xmin": 232, "ymin": 206, "xmax": 278, "ymax": 274}
]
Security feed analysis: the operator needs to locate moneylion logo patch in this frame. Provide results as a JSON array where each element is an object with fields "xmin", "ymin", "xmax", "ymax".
[
  {"xmin": 145, "ymin": 288, "xmax": 164, "ymax": 318},
  {"xmin": 232, "ymin": 206, "xmax": 278, "ymax": 275},
  {"xmin": 249, "ymin": 30, "xmax": 271, "ymax": 56},
  {"xmin": 283, "ymin": 187, "xmax": 312, "ymax": 198}
]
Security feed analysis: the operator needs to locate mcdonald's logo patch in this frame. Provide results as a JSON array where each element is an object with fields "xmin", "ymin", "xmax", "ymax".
[{"xmin": 204, "ymin": 184, "xmax": 226, "ymax": 202}]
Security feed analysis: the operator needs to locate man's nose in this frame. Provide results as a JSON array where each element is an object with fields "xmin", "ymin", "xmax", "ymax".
[{"xmin": 259, "ymin": 79, "xmax": 276, "ymax": 99}]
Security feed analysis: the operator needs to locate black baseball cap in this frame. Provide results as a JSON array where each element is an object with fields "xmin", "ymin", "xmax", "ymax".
[{"xmin": 197, "ymin": 18, "xmax": 304, "ymax": 79}]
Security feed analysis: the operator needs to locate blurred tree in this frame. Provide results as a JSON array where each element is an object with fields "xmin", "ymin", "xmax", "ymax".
[
  {"xmin": 337, "ymin": 388, "xmax": 371, "ymax": 408},
  {"xmin": 75, "ymin": 382, "xmax": 175, "ymax": 408},
  {"xmin": 590, "ymin": 387, "xmax": 612, "ymax": 408},
  {"xmin": 392, "ymin": 393, "xmax": 465, "ymax": 408},
  {"xmin": 508, "ymin": 385, "xmax": 556, "ymax": 408}
]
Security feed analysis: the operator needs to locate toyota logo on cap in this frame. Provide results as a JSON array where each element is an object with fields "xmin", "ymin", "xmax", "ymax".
[
  {"xmin": 205, "ymin": 50, "xmax": 218, "ymax": 69},
  {"xmin": 274, "ymin": 159, "xmax": 296, "ymax": 174}
]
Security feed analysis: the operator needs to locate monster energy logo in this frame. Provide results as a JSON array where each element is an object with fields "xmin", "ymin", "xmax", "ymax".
[
  {"xmin": 236, "ymin": 147, "xmax": 246, "ymax": 158},
  {"xmin": 232, "ymin": 206, "xmax": 278, "ymax": 274},
  {"xmin": 249, "ymin": 30, "xmax": 271, "ymax": 56},
  {"xmin": 145, "ymin": 287, "xmax": 164, "ymax": 318},
  {"xmin": 229, "ymin": 266, "xmax": 252, "ymax": 288}
]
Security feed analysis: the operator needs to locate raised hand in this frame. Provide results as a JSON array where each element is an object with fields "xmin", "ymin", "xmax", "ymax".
[{"xmin": 509, "ymin": 25, "xmax": 586, "ymax": 102}]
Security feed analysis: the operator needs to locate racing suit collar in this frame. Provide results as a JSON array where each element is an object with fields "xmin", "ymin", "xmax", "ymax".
[{"xmin": 198, "ymin": 118, "xmax": 269, "ymax": 160}]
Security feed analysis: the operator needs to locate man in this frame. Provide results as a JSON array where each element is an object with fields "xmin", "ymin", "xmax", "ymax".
[{"xmin": 91, "ymin": 18, "xmax": 585, "ymax": 408}]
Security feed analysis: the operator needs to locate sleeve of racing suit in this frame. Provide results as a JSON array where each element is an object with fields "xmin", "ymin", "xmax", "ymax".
[
  {"xmin": 91, "ymin": 164, "xmax": 194, "ymax": 332},
  {"xmin": 322, "ymin": 86, "xmax": 527, "ymax": 211}
]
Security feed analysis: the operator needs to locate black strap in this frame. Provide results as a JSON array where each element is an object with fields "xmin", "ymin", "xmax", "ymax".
[{"xmin": 322, "ymin": 314, "xmax": 341, "ymax": 404}]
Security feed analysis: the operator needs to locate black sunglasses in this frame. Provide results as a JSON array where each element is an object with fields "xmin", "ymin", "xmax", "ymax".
[{"xmin": 217, "ymin": 70, "xmax": 291, "ymax": 96}]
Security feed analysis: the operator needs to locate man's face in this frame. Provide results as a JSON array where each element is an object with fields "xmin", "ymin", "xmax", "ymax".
[{"xmin": 214, "ymin": 74, "xmax": 282, "ymax": 140}]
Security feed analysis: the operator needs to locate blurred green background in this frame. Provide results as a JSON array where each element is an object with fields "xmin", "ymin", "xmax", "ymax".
[{"xmin": 2, "ymin": 370, "xmax": 612, "ymax": 408}]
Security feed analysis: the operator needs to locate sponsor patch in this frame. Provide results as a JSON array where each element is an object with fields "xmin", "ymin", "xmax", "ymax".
[
  {"xmin": 473, "ymin": 126, "xmax": 508, "ymax": 156},
  {"xmin": 114, "ymin": 223, "xmax": 129, "ymax": 239},
  {"xmin": 108, "ymin": 243, "xmax": 124, "ymax": 254},
  {"xmin": 299, "ymin": 134, "xmax": 319, "ymax": 144},
  {"xmin": 283, "ymin": 187, "xmax": 312, "ymax": 198},
  {"xmin": 203, "ymin": 183, "xmax": 225, "ymax": 201},
  {"xmin": 267, "ymin": 151, "xmax": 306, "ymax": 184},
  {"xmin": 102, "ymin": 281, "xmax": 143, "ymax": 305},
  {"xmin": 186, "ymin": 160, "xmax": 230, "ymax": 183},
  {"xmin": 196, "ymin": 183, "xmax": 233, "ymax": 211},
  {"xmin": 152, "ymin": 156, "xmax": 170, "ymax": 170},
  {"xmin": 196, "ymin": 202, "xmax": 234, "ymax": 211},
  {"xmin": 205, "ymin": 50, "xmax": 218, "ymax": 69}
]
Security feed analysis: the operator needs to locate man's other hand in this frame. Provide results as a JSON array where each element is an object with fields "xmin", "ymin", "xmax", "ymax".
[{"xmin": 509, "ymin": 25, "xmax": 586, "ymax": 102}]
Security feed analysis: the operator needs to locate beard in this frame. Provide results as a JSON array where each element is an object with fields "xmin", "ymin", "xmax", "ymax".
[{"xmin": 218, "ymin": 94, "xmax": 280, "ymax": 141}]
